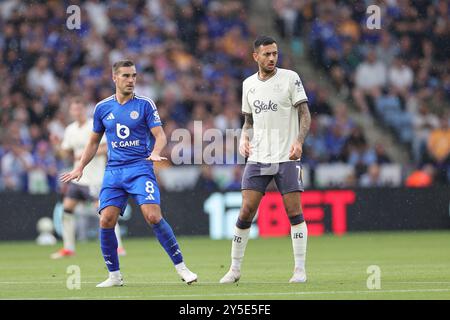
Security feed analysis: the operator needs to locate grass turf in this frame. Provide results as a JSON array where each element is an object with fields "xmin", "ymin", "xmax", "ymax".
[{"xmin": 0, "ymin": 231, "xmax": 449, "ymax": 300}]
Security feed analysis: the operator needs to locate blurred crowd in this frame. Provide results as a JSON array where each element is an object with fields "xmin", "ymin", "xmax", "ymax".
[
  {"xmin": 0, "ymin": 0, "xmax": 255, "ymax": 193},
  {"xmin": 273, "ymin": 0, "xmax": 450, "ymax": 186},
  {"xmin": 0, "ymin": 0, "xmax": 448, "ymax": 194}
]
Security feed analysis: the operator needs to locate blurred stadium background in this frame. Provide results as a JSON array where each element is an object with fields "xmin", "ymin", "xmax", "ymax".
[{"xmin": 0, "ymin": 0, "xmax": 449, "ymax": 300}]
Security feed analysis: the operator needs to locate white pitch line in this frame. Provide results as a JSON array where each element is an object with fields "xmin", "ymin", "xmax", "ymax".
[
  {"xmin": 2, "ymin": 280, "xmax": 450, "ymax": 286},
  {"xmin": 0, "ymin": 281, "xmax": 335, "ymax": 285},
  {"xmin": 3, "ymin": 288, "xmax": 450, "ymax": 300},
  {"xmin": 0, "ymin": 282, "xmax": 62, "ymax": 284},
  {"xmin": 389, "ymin": 281, "xmax": 450, "ymax": 284},
  {"xmin": 92, "ymin": 288, "xmax": 450, "ymax": 299}
]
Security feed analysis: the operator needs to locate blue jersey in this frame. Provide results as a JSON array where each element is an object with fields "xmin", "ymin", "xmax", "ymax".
[{"xmin": 93, "ymin": 94, "xmax": 162, "ymax": 169}]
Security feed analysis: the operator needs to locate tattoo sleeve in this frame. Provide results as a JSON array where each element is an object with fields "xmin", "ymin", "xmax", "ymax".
[
  {"xmin": 242, "ymin": 112, "xmax": 254, "ymax": 141},
  {"xmin": 242, "ymin": 112, "xmax": 253, "ymax": 131},
  {"xmin": 295, "ymin": 101, "xmax": 311, "ymax": 144}
]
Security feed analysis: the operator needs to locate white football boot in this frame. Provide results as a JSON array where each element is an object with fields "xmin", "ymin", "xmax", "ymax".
[
  {"xmin": 177, "ymin": 266, "xmax": 198, "ymax": 285},
  {"xmin": 96, "ymin": 274, "xmax": 124, "ymax": 288},
  {"xmin": 289, "ymin": 268, "xmax": 307, "ymax": 283},
  {"xmin": 219, "ymin": 268, "xmax": 241, "ymax": 284}
]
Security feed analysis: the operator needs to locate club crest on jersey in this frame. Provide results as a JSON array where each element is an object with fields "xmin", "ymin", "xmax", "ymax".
[
  {"xmin": 273, "ymin": 83, "xmax": 283, "ymax": 93},
  {"xmin": 130, "ymin": 111, "xmax": 139, "ymax": 120}
]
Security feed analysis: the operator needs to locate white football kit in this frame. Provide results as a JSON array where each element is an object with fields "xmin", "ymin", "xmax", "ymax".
[
  {"xmin": 61, "ymin": 118, "xmax": 106, "ymax": 188},
  {"xmin": 242, "ymin": 68, "xmax": 308, "ymax": 163}
]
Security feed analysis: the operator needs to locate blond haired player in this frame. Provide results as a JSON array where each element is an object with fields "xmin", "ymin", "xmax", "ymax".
[
  {"xmin": 220, "ymin": 36, "xmax": 311, "ymax": 283},
  {"xmin": 50, "ymin": 97, "xmax": 126, "ymax": 259}
]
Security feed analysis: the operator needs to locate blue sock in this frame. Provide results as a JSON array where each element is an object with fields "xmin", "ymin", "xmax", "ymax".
[
  {"xmin": 100, "ymin": 228, "xmax": 120, "ymax": 272},
  {"xmin": 152, "ymin": 218, "xmax": 183, "ymax": 265}
]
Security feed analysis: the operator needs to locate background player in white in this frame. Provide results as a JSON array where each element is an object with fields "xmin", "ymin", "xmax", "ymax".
[
  {"xmin": 50, "ymin": 97, "xmax": 126, "ymax": 259},
  {"xmin": 220, "ymin": 36, "xmax": 311, "ymax": 283}
]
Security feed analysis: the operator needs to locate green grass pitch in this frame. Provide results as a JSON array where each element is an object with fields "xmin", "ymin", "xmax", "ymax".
[{"xmin": 1, "ymin": 231, "xmax": 449, "ymax": 300}]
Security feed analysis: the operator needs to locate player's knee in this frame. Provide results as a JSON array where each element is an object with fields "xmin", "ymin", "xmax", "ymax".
[
  {"xmin": 99, "ymin": 214, "xmax": 116, "ymax": 228},
  {"xmin": 144, "ymin": 212, "xmax": 162, "ymax": 225}
]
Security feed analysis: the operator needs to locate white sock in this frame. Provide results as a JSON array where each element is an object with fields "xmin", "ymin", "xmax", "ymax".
[
  {"xmin": 109, "ymin": 270, "xmax": 121, "ymax": 278},
  {"xmin": 62, "ymin": 212, "xmax": 76, "ymax": 252},
  {"xmin": 291, "ymin": 222, "xmax": 308, "ymax": 270},
  {"xmin": 230, "ymin": 227, "xmax": 250, "ymax": 271},
  {"xmin": 115, "ymin": 223, "xmax": 123, "ymax": 248}
]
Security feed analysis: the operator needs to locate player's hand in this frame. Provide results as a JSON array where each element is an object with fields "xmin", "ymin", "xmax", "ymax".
[
  {"xmin": 289, "ymin": 141, "xmax": 303, "ymax": 160},
  {"xmin": 146, "ymin": 153, "xmax": 168, "ymax": 162},
  {"xmin": 239, "ymin": 139, "xmax": 251, "ymax": 158},
  {"xmin": 49, "ymin": 133, "xmax": 61, "ymax": 145},
  {"xmin": 60, "ymin": 166, "xmax": 83, "ymax": 183}
]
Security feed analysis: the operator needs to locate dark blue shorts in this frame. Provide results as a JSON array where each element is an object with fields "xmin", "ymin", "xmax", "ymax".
[
  {"xmin": 241, "ymin": 161, "xmax": 304, "ymax": 194},
  {"xmin": 98, "ymin": 164, "xmax": 160, "ymax": 215},
  {"xmin": 66, "ymin": 182, "xmax": 97, "ymax": 201}
]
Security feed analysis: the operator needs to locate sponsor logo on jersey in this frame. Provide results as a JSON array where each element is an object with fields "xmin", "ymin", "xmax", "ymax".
[
  {"xmin": 116, "ymin": 123, "xmax": 130, "ymax": 139},
  {"xmin": 253, "ymin": 99, "xmax": 278, "ymax": 114},
  {"xmin": 153, "ymin": 111, "xmax": 161, "ymax": 123},
  {"xmin": 111, "ymin": 140, "xmax": 140, "ymax": 149},
  {"xmin": 112, "ymin": 122, "xmax": 140, "ymax": 148},
  {"xmin": 106, "ymin": 113, "xmax": 115, "ymax": 120}
]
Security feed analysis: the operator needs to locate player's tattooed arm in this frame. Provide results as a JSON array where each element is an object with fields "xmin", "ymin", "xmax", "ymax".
[
  {"xmin": 240, "ymin": 112, "xmax": 253, "ymax": 157},
  {"xmin": 289, "ymin": 101, "xmax": 310, "ymax": 160},
  {"xmin": 242, "ymin": 112, "xmax": 254, "ymax": 131},
  {"xmin": 295, "ymin": 101, "xmax": 311, "ymax": 144}
]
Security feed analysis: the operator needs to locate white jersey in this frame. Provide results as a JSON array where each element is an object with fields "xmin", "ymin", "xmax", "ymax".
[
  {"xmin": 61, "ymin": 118, "xmax": 106, "ymax": 187},
  {"xmin": 242, "ymin": 68, "xmax": 308, "ymax": 163}
]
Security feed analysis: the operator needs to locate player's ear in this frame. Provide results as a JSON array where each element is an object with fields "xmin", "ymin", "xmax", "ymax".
[{"xmin": 252, "ymin": 51, "xmax": 258, "ymax": 62}]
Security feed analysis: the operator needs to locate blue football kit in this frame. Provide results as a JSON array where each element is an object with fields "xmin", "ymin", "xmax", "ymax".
[
  {"xmin": 93, "ymin": 93, "xmax": 184, "ymax": 273},
  {"xmin": 93, "ymin": 94, "xmax": 162, "ymax": 215}
]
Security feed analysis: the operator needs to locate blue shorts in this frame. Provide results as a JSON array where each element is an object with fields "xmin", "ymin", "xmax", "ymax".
[{"xmin": 98, "ymin": 164, "xmax": 160, "ymax": 215}]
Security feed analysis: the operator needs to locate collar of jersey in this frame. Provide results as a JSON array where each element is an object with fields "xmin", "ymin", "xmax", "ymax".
[
  {"xmin": 257, "ymin": 67, "xmax": 278, "ymax": 82},
  {"xmin": 113, "ymin": 93, "xmax": 135, "ymax": 105}
]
